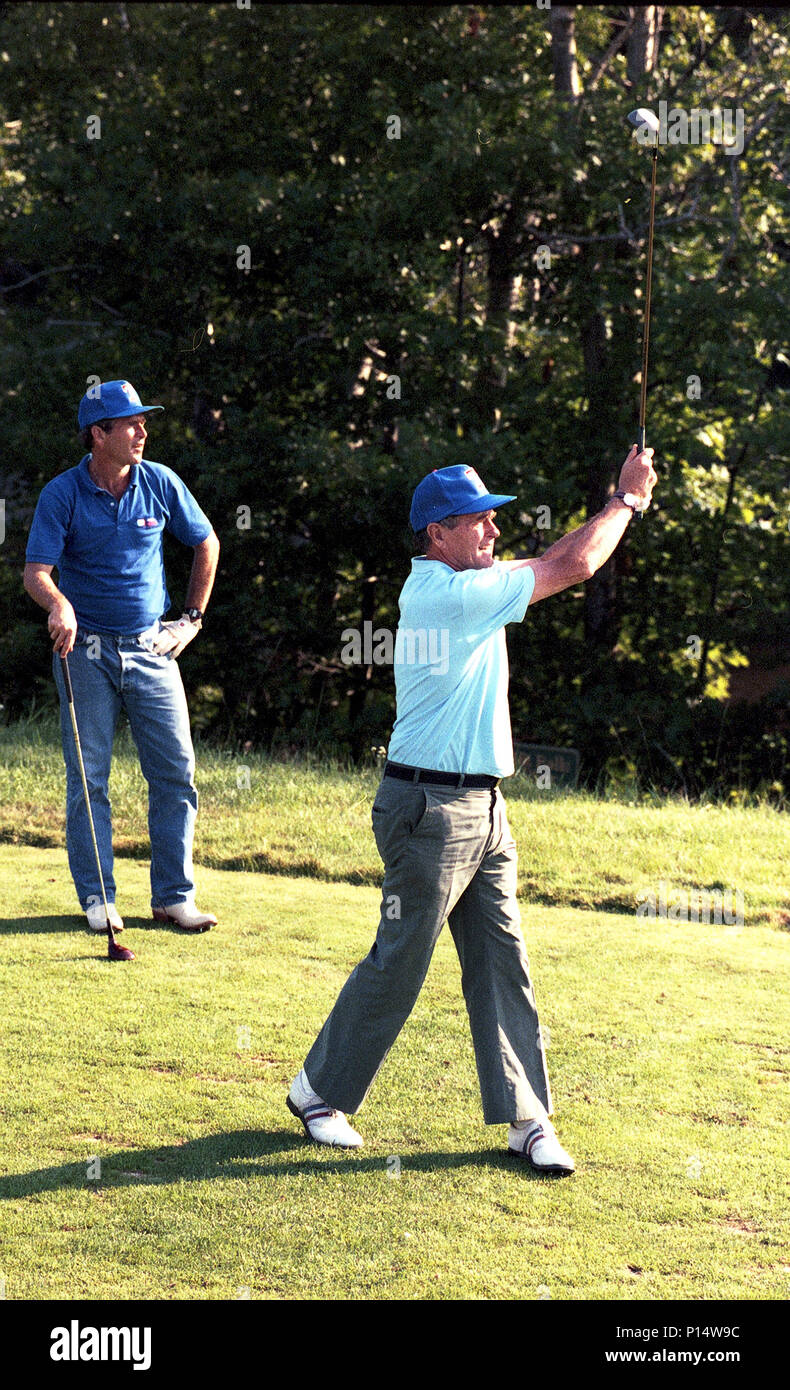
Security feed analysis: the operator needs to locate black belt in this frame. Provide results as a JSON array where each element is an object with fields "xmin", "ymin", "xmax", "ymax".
[{"xmin": 384, "ymin": 761, "xmax": 499, "ymax": 790}]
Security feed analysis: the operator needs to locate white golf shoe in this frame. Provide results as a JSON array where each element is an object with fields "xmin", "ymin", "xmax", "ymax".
[
  {"xmin": 152, "ymin": 900, "xmax": 217, "ymax": 932},
  {"xmin": 86, "ymin": 902, "xmax": 124, "ymax": 932},
  {"xmin": 508, "ymin": 1119, "xmax": 575, "ymax": 1176},
  {"xmin": 287, "ymin": 1069, "xmax": 363, "ymax": 1149}
]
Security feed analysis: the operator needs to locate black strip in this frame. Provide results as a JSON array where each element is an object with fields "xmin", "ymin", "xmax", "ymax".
[{"xmin": 384, "ymin": 761, "xmax": 498, "ymax": 790}]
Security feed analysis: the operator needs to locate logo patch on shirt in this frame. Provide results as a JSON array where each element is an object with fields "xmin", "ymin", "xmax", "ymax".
[{"xmin": 136, "ymin": 517, "xmax": 159, "ymax": 527}]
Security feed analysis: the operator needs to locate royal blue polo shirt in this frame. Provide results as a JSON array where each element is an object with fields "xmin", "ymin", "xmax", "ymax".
[
  {"xmin": 386, "ymin": 557, "xmax": 535, "ymax": 778},
  {"xmin": 25, "ymin": 455, "xmax": 213, "ymax": 634}
]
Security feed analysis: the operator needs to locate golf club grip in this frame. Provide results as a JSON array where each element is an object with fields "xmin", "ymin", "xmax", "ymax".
[
  {"xmin": 636, "ymin": 429, "xmax": 646, "ymax": 520},
  {"xmin": 60, "ymin": 652, "xmax": 75, "ymax": 703}
]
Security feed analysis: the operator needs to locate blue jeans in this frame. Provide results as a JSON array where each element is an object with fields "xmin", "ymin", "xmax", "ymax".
[{"xmin": 53, "ymin": 626, "xmax": 198, "ymax": 912}]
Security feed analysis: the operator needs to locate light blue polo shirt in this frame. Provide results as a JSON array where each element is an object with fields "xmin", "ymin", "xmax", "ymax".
[
  {"xmin": 387, "ymin": 557, "xmax": 535, "ymax": 778},
  {"xmin": 25, "ymin": 455, "xmax": 212, "ymax": 634}
]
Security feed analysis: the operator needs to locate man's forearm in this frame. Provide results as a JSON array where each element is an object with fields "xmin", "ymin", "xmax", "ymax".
[
  {"xmin": 533, "ymin": 513, "xmax": 605, "ymax": 567},
  {"xmin": 499, "ymin": 444, "xmax": 655, "ymax": 604},
  {"xmin": 23, "ymin": 568, "xmax": 66, "ymax": 614},
  {"xmin": 505, "ymin": 497, "xmax": 631, "ymax": 582},
  {"xmin": 184, "ymin": 533, "xmax": 220, "ymax": 612},
  {"xmin": 539, "ymin": 497, "xmax": 631, "ymax": 575}
]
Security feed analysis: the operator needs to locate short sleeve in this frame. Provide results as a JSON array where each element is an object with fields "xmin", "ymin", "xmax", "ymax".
[
  {"xmin": 458, "ymin": 563, "xmax": 535, "ymax": 639},
  {"xmin": 161, "ymin": 468, "xmax": 213, "ymax": 546},
  {"xmin": 25, "ymin": 479, "xmax": 74, "ymax": 565}
]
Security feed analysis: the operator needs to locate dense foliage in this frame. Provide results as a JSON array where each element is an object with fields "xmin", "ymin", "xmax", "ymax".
[{"xmin": 1, "ymin": 4, "xmax": 789, "ymax": 793}]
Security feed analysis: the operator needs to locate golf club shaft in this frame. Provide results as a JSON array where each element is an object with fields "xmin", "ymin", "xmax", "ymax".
[
  {"xmin": 60, "ymin": 653, "xmax": 116, "ymax": 940},
  {"xmin": 638, "ymin": 144, "xmax": 659, "ymax": 451}
]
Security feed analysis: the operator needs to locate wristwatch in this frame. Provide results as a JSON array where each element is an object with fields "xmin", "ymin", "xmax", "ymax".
[
  {"xmin": 613, "ymin": 490, "xmax": 647, "ymax": 514},
  {"xmin": 182, "ymin": 608, "xmax": 204, "ymax": 625}
]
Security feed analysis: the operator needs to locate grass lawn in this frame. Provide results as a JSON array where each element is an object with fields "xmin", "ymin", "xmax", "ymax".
[{"xmin": 0, "ymin": 720, "xmax": 788, "ymax": 1300}]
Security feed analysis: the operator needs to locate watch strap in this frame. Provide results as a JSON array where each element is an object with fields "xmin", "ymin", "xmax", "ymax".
[{"xmin": 613, "ymin": 490, "xmax": 643, "ymax": 514}]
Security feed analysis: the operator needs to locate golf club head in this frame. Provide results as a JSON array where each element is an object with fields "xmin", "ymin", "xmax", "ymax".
[
  {"xmin": 628, "ymin": 108, "xmax": 660, "ymax": 143},
  {"xmin": 107, "ymin": 930, "xmax": 135, "ymax": 962}
]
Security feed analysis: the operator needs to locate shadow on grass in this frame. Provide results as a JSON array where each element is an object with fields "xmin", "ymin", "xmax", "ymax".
[
  {"xmin": 0, "ymin": 915, "xmax": 73, "ymax": 935},
  {"xmin": 0, "ymin": 1129, "xmax": 539, "ymax": 1199},
  {"xmin": 0, "ymin": 828, "xmax": 152, "ymax": 861},
  {"xmin": 0, "ymin": 836, "xmax": 676, "ymax": 915},
  {"xmin": 0, "ymin": 828, "xmax": 64, "ymax": 851},
  {"xmin": 214, "ymin": 852, "xmax": 379, "ymax": 886},
  {"xmin": 0, "ymin": 915, "xmax": 215, "ymax": 940}
]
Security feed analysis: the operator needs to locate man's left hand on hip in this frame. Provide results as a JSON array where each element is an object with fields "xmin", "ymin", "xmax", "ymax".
[{"xmin": 150, "ymin": 615, "xmax": 202, "ymax": 658}]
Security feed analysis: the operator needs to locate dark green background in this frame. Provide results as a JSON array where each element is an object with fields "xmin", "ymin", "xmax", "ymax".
[{"xmin": 1, "ymin": 3, "xmax": 788, "ymax": 794}]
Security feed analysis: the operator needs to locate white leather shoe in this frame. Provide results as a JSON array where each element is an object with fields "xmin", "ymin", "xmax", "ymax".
[
  {"xmin": 152, "ymin": 900, "xmax": 217, "ymax": 932},
  {"xmin": 509, "ymin": 1120, "xmax": 575, "ymax": 1175},
  {"xmin": 86, "ymin": 902, "xmax": 124, "ymax": 932},
  {"xmin": 287, "ymin": 1069, "xmax": 363, "ymax": 1149}
]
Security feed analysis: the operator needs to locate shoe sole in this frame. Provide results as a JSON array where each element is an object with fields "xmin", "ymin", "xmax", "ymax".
[
  {"xmin": 87, "ymin": 921, "xmax": 123, "ymax": 933},
  {"xmin": 508, "ymin": 1146, "xmax": 575, "ymax": 1176},
  {"xmin": 286, "ymin": 1095, "xmax": 362, "ymax": 1149}
]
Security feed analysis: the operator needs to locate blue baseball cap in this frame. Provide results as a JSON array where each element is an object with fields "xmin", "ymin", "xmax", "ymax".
[
  {"xmin": 77, "ymin": 380, "xmax": 164, "ymax": 429},
  {"xmin": 410, "ymin": 465, "xmax": 517, "ymax": 532}
]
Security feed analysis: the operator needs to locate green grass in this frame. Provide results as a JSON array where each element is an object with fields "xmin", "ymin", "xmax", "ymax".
[
  {"xmin": 3, "ymin": 716, "xmax": 790, "ymax": 923},
  {"xmin": 0, "ymin": 719, "xmax": 788, "ymax": 1300}
]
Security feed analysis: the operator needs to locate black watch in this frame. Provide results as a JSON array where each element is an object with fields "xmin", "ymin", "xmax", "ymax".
[{"xmin": 183, "ymin": 608, "xmax": 204, "ymax": 623}]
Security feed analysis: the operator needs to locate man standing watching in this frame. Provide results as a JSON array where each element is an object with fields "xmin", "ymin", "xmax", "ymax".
[
  {"xmin": 23, "ymin": 380, "xmax": 220, "ymax": 935},
  {"xmin": 288, "ymin": 444, "xmax": 656, "ymax": 1174}
]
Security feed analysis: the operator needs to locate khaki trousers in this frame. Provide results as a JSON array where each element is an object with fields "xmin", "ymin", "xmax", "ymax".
[{"xmin": 304, "ymin": 776, "xmax": 552, "ymax": 1125}]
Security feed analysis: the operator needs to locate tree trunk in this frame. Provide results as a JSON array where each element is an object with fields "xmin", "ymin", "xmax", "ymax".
[
  {"xmin": 627, "ymin": 5, "xmax": 664, "ymax": 84},
  {"xmin": 475, "ymin": 199, "xmax": 522, "ymax": 423},
  {"xmin": 550, "ymin": 6, "xmax": 581, "ymax": 98},
  {"xmin": 484, "ymin": 217, "xmax": 521, "ymax": 361}
]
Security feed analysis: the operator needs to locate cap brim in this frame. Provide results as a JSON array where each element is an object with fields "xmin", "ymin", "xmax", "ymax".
[
  {"xmin": 105, "ymin": 404, "xmax": 164, "ymax": 419},
  {"xmin": 448, "ymin": 492, "xmax": 517, "ymax": 515}
]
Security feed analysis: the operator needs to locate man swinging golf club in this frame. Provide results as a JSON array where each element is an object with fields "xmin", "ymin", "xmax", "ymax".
[
  {"xmin": 23, "ymin": 380, "xmax": 220, "ymax": 937},
  {"xmin": 288, "ymin": 445, "xmax": 656, "ymax": 1173}
]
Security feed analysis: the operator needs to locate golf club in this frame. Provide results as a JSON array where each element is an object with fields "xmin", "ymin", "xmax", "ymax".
[
  {"xmin": 627, "ymin": 107, "xmax": 660, "ymax": 516},
  {"xmin": 60, "ymin": 652, "xmax": 135, "ymax": 962}
]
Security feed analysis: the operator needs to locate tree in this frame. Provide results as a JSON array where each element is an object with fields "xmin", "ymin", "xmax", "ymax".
[{"xmin": 1, "ymin": 4, "xmax": 789, "ymax": 792}]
